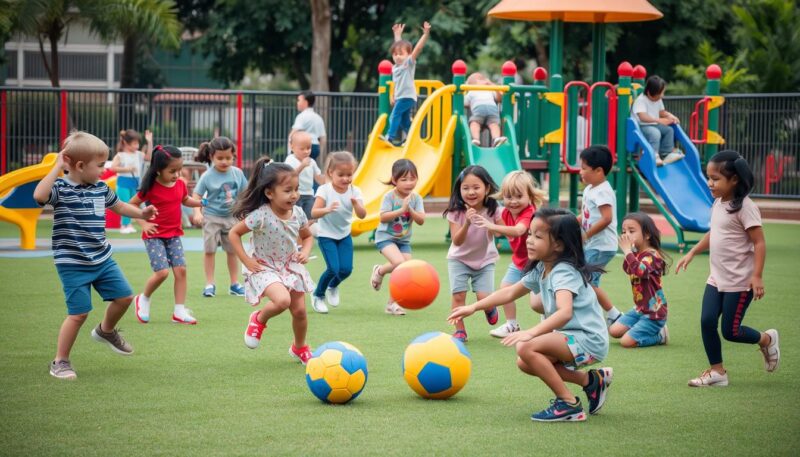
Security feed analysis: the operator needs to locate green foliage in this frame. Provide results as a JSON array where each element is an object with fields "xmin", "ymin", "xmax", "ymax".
[{"xmin": 670, "ymin": 41, "xmax": 758, "ymax": 94}]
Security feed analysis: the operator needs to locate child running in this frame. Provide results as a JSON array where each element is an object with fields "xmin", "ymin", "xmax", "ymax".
[
  {"xmin": 229, "ymin": 158, "xmax": 316, "ymax": 364},
  {"xmin": 285, "ymin": 130, "xmax": 325, "ymax": 220},
  {"xmin": 111, "ymin": 129, "xmax": 152, "ymax": 234},
  {"xmin": 34, "ymin": 132, "xmax": 157, "ymax": 380},
  {"xmin": 472, "ymin": 170, "xmax": 545, "ymax": 337},
  {"xmin": 191, "ymin": 137, "xmax": 248, "ymax": 298},
  {"xmin": 128, "ymin": 146, "xmax": 205, "ymax": 325},
  {"xmin": 676, "ymin": 150, "xmax": 780, "ymax": 387},
  {"xmin": 370, "ymin": 159, "xmax": 425, "ymax": 315},
  {"xmin": 445, "ymin": 165, "xmax": 502, "ymax": 342},
  {"xmin": 609, "ymin": 212, "xmax": 670, "ymax": 347},
  {"xmin": 310, "ymin": 151, "xmax": 367, "ymax": 314},
  {"xmin": 448, "ymin": 208, "xmax": 612, "ymax": 422}
]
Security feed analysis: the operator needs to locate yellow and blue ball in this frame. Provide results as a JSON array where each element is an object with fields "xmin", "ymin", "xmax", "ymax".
[
  {"xmin": 305, "ymin": 342, "xmax": 368, "ymax": 404},
  {"xmin": 402, "ymin": 331, "xmax": 472, "ymax": 399}
]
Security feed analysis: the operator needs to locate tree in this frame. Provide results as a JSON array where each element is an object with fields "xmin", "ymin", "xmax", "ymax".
[
  {"xmin": 670, "ymin": 41, "xmax": 757, "ymax": 94},
  {"xmin": 309, "ymin": 0, "xmax": 331, "ymax": 91}
]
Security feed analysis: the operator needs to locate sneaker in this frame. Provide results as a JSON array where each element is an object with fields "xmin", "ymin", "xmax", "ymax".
[
  {"xmin": 492, "ymin": 136, "xmax": 508, "ymax": 147},
  {"xmin": 289, "ymin": 344, "xmax": 313, "ymax": 365},
  {"xmin": 453, "ymin": 329, "xmax": 468, "ymax": 343},
  {"xmin": 531, "ymin": 398, "xmax": 586, "ymax": 422},
  {"xmin": 120, "ymin": 225, "xmax": 137, "ymax": 234},
  {"xmin": 655, "ymin": 156, "xmax": 664, "ymax": 167},
  {"xmin": 471, "ymin": 139, "xmax": 481, "ymax": 146},
  {"xmin": 663, "ymin": 151, "xmax": 684, "ymax": 165},
  {"xmin": 172, "ymin": 308, "xmax": 197, "ymax": 325},
  {"xmin": 229, "ymin": 283, "xmax": 245, "ymax": 296},
  {"xmin": 134, "ymin": 294, "xmax": 150, "ymax": 324},
  {"xmin": 244, "ymin": 311, "xmax": 266, "ymax": 349},
  {"xmin": 325, "ymin": 287, "xmax": 340, "ymax": 307},
  {"xmin": 50, "ymin": 360, "xmax": 77, "ymax": 380},
  {"xmin": 760, "ymin": 329, "xmax": 780, "ymax": 373},
  {"xmin": 659, "ymin": 324, "xmax": 669, "ymax": 345},
  {"xmin": 583, "ymin": 367, "xmax": 613, "ymax": 414},
  {"xmin": 202, "ymin": 285, "xmax": 216, "ymax": 297},
  {"xmin": 91, "ymin": 325, "xmax": 133, "ymax": 355},
  {"xmin": 385, "ymin": 301, "xmax": 406, "ymax": 316},
  {"xmin": 312, "ymin": 295, "xmax": 329, "ymax": 314},
  {"xmin": 485, "ymin": 307, "xmax": 499, "ymax": 325},
  {"xmin": 490, "ymin": 321, "xmax": 520, "ymax": 338},
  {"xmin": 370, "ymin": 265, "xmax": 383, "ymax": 291},
  {"xmin": 379, "ymin": 134, "xmax": 391, "ymax": 144},
  {"xmin": 688, "ymin": 369, "xmax": 729, "ymax": 387}
]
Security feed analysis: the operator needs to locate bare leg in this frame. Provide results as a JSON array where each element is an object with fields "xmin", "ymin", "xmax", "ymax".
[
  {"xmin": 203, "ymin": 252, "xmax": 215, "ymax": 285},
  {"xmin": 488, "ymin": 122, "xmax": 502, "ymax": 139},
  {"xmin": 173, "ymin": 266, "xmax": 187, "ymax": 304},
  {"xmin": 499, "ymin": 281, "xmax": 517, "ymax": 321},
  {"xmin": 143, "ymin": 269, "xmax": 170, "ymax": 297},
  {"xmin": 100, "ymin": 296, "xmax": 133, "ymax": 333},
  {"xmin": 288, "ymin": 291, "xmax": 308, "ymax": 348},
  {"xmin": 379, "ymin": 246, "xmax": 410, "ymax": 302},
  {"xmin": 593, "ymin": 285, "xmax": 614, "ymax": 312},
  {"xmin": 255, "ymin": 283, "xmax": 292, "ymax": 323},
  {"xmin": 451, "ymin": 291, "xmax": 467, "ymax": 332},
  {"xmin": 55, "ymin": 313, "xmax": 89, "ymax": 361},
  {"xmin": 469, "ymin": 121, "xmax": 481, "ymax": 142},
  {"xmin": 515, "ymin": 332, "xmax": 579, "ymax": 403},
  {"xmin": 226, "ymin": 252, "xmax": 240, "ymax": 285}
]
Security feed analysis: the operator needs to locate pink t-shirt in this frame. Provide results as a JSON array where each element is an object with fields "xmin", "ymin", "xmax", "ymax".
[
  {"xmin": 446, "ymin": 208, "xmax": 501, "ymax": 270},
  {"xmin": 708, "ymin": 197, "xmax": 762, "ymax": 292}
]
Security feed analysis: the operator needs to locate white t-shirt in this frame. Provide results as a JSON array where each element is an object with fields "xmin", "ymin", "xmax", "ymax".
[
  {"xmin": 581, "ymin": 180, "xmax": 618, "ymax": 252},
  {"xmin": 116, "ymin": 150, "xmax": 145, "ymax": 178},
  {"xmin": 314, "ymin": 183, "xmax": 363, "ymax": 240},
  {"xmin": 284, "ymin": 153, "xmax": 321, "ymax": 196},
  {"xmin": 632, "ymin": 94, "xmax": 664, "ymax": 126},
  {"xmin": 291, "ymin": 108, "xmax": 327, "ymax": 144},
  {"xmin": 465, "ymin": 90, "xmax": 497, "ymax": 109}
]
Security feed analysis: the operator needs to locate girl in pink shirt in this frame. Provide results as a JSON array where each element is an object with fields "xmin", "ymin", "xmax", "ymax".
[
  {"xmin": 445, "ymin": 165, "xmax": 501, "ymax": 342},
  {"xmin": 676, "ymin": 150, "xmax": 780, "ymax": 387}
]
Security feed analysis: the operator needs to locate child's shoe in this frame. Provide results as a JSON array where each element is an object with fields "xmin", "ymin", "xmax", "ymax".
[
  {"xmin": 312, "ymin": 295, "xmax": 329, "ymax": 314},
  {"xmin": 452, "ymin": 329, "xmax": 468, "ymax": 343},
  {"xmin": 370, "ymin": 265, "xmax": 383, "ymax": 291},
  {"xmin": 688, "ymin": 369, "xmax": 728, "ymax": 387},
  {"xmin": 490, "ymin": 321, "xmax": 520, "ymax": 338},
  {"xmin": 385, "ymin": 301, "xmax": 406, "ymax": 316},
  {"xmin": 531, "ymin": 398, "xmax": 586, "ymax": 422},
  {"xmin": 50, "ymin": 360, "xmax": 77, "ymax": 380},
  {"xmin": 655, "ymin": 156, "xmax": 665, "ymax": 167},
  {"xmin": 244, "ymin": 311, "xmax": 266, "ymax": 349},
  {"xmin": 289, "ymin": 344, "xmax": 313, "ymax": 365},
  {"xmin": 325, "ymin": 287, "xmax": 340, "ymax": 307},
  {"xmin": 134, "ymin": 294, "xmax": 150, "ymax": 324},
  {"xmin": 172, "ymin": 307, "xmax": 197, "ymax": 325},
  {"xmin": 492, "ymin": 136, "xmax": 508, "ymax": 147},
  {"xmin": 202, "ymin": 284, "xmax": 216, "ymax": 297},
  {"xmin": 484, "ymin": 307, "xmax": 499, "ymax": 326},
  {"xmin": 229, "ymin": 283, "xmax": 245, "ymax": 296},
  {"xmin": 663, "ymin": 151, "xmax": 684, "ymax": 165},
  {"xmin": 659, "ymin": 325, "xmax": 669, "ymax": 345},
  {"xmin": 91, "ymin": 325, "xmax": 133, "ymax": 355},
  {"xmin": 760, "ymin": 329, "xmax": 780, "ymax": 372},
  {"xmin": 583, "ymin": 367, "xmax": 613, "ymax": 414},
  {"xmin": 471, "ymin": 139, "xmax": 481, "ymax": 146}
]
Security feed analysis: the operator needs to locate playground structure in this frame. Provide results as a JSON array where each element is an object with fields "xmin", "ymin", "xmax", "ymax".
[{"xmin": 0, "ymin": 153, "xmax": 58, "ymax": 249}]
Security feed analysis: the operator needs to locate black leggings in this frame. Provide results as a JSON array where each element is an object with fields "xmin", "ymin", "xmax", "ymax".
[{"xmin": 701, "ymin": 284, "xmax": 761, "ymax": 365}]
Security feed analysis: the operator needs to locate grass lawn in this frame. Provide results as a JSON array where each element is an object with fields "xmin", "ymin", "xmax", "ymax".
[{"xmin": 1, "ymin": 217, "xmax": 798, "ymax": 456}]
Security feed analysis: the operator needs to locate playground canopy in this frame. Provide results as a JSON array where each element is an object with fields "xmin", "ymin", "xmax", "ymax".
[{"xmin": 488, "ymin": 0, "xmax": 663, "ymax": 23}]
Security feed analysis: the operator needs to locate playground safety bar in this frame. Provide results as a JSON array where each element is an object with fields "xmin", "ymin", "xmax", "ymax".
[
  {"xmin": 689, "ymin": 96, "xmax": 711, "ymax": 144},
  {"xmin": 561, "ymin": 81, "xmax": 618, "ymax": 173},
  {"xmin": 457, "ymin": 85, "xmax": 510, "ymax": 93}
]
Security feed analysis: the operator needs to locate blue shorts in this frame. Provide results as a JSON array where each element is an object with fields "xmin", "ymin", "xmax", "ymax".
[
  {"xmin": 585, "ymin": 249, "xmax": 616, "ymax": 287},
  {"xmin": 55, "ymin": 258, "xmax": 133, "ymax": 315},
  {"xmin": 144, "ymin": 237, "xmax": 186, "ymax": 272},
  {"xmin": 375, "ymin": 239, "xmax": 411, "ymax": 254},
  {"xmin": 618, "ymin": 308, "xmax": 666, "ymax": 345},
  {"xmin": 501, "ymin": 263, "xmax": 525, "ymax": 285}
]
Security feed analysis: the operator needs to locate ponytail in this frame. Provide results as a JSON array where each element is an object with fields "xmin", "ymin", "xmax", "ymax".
[
  {"xmin": 194, "ymin": 136, "xmax": 236, "ymax": 164},
  {"xmin": 709, "ymin": 150, "xmax": 754, "ymax": 214},
  {"xmin": 117, "ymin": 129, "xmax": 141, "ymax": 152}
]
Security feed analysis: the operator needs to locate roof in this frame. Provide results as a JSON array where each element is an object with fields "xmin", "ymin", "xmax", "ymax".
[{"xmin": 488, "ymin": 0, "xmax": 663, "ymax": 23}]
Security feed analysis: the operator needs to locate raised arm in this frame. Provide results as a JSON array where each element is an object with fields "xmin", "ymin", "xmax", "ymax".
[
  {"xmin": 33, "ymin": 152, "xmax": 66, "ymax": 204},
  {"xmin": 410, "ymin": 21, "xmax": 431, "ymax": 61},
  {"xmin": 392, "ymin": 23, "xmax": 405, "ymax": 41}
]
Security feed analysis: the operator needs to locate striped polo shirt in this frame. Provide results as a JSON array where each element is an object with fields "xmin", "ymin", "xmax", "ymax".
[{"xmin": 43, "ymin": 177, "xmax": 119, "ymax": 265}]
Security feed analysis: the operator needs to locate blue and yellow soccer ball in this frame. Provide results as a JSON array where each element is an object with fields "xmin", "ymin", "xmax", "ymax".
[
  {"xmin": 305, "ymin": 342, "xmax": 368, "ymax": 404},
  {"xmin": 402, "ymin": 332, "xmax": 472, "ymax": 399}
]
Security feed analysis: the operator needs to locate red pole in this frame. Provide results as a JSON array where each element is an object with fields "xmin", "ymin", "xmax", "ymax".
[
  {"xmin": 59, "ymin": 90, "xmax": 68, "ymax": 146},
  {"xmin": 1, "ymin": 90, "xmax": 7, "ymax": 174},
  {"xmin": 236, "ymin": 93, "xmax": 243, "ymax": 168}
]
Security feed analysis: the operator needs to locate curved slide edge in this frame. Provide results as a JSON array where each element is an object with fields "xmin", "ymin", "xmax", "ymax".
[
  {"xmin": 626, "ymin": 118, "xmax": 713, "ymax": 232},
  {"xmin": 462, "ymin": 114, "xmax": 521, "ymax": 186},
  {"xmin": 0, "ymin": 153, "xmax": 59, "ymax": 249}
]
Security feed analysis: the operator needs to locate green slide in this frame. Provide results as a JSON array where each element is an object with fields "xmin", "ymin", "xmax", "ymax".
[{"xmin": 461, "ymin": 115, "xmax": 521, "ymax": 185}]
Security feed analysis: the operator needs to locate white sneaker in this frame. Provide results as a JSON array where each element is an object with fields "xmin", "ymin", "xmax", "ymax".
[
  {"xmin": 492, "ymin": 136, "xmax": 508, "ymax": 147},
  {"xmin": 688, "ymin": 369, "xmax": 729, "ymax": 387},
  {"xmin": 471, "ymin": 139, "xmax": 481, "ymax": 146},
  {"xmin": 760, "ymin": 329, "xmax": 780, "ymax": 372},
  {"xmin": 325, "ymin": 287, "xmax": 340, "ymax": 307},
  {"xmin": 490, "ymin": 321, "xmax": 520, "ymax": 338},
  {"xmin": 311, "ymin": 296, "xmax": 329, "ymax": 314},
  {"xmin": 655, "ymin": 156, "xmax": 664, "ymax": 167},
  {"xmin": 120, "ymin": 226, "xmax": 136, "ymax": 234},
  {"xmin": 171, "ymin": 307, "xmax": 197, "ymax": 325},
  {"xmin": 385, "ymin": 301, "xmax": 406, "ymax": 316},
  {"xmin": 134, "ymin": 294, "xmax": 150, "ymax": 324},
  {"xmin": 659, "ymin": 324, "xmax": 669, "ymax": 345},
  {"xmin": 663, "ymin": 151, "xmax": 684, "ymax": 165},
  {"xmin": 370, "ymin": 265, "xmax": 383, "ymax": 291}
]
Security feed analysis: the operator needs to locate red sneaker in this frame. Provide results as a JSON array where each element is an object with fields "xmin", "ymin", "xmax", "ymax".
[
  {"xmin": 289, "ymin": 344, "xmax": 313, "ymax": 365},
  {"xmin": 244, "ymin": 311, "xmax": 266, "ymax": 349}
]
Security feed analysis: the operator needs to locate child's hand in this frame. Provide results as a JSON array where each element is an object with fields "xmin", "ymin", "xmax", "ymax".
[
  {"xmin": 292, "ymin": 251, "xmax": 309, "ymax": 264},
  {"xmin": 471, "ymin": 214, "xmax": 492, "ymax": 229},
  {"xmin": 144, "ymin": 129, "xmax": 153, "ymax": 143},
  {"xmin": 392, "ymin": 23, "xmax": 405, "ymax": 34},
  {"xmin": 501, "ymin": 329, "xmax": 534, "ymax": 346},
  {"xmin": 191, "ymin": 212, "xmax": 204, "ymax": 226},
  {"xmin": 751, "ymin": 275, "xmax": 765, "ymax": 300},
  {"xmin": 141, "ymin": 205, "xmax": 158, "ymax": 220},
  {"xmin": 465, "ymin": 207, "xmax": 477, "ymax": 222},
  {"xmin": 55, "ymin": 151, "xmax": 69, "ymax": 171},
  {"xmin": 447, "ymin": 305, "xmax": 475, "ymax": 325},
  {"xmin": 669, "ymin": 114, "xmax": 680, "ymax": 124},
  {"xmin": 328, "ymin": 201, "xmax": 340, "ymax": 214},
  {"xmin": 675, "ymin": 252, "xmax": 694, "ymax": 274},
  {"xmin": 243, "ymin": 256, "xmax": 265, "ymax": 273},
  {"xmin": 301, "ymin": 157, "xmax": 312, "ymax": 168},
  {"xmin": 618, "ymin": 233, "xmax": 634, "ymax": 254},
  {"xmin": 421, "ymin": 21, "xmax": 431, "ymax": 34},
  {"xmin": 140, "ymin": 220, "xmax": 159, "ymax": 236},
  {"xmin": 401, "ymin": 196, "xmax": 411, "ymax": 212}
]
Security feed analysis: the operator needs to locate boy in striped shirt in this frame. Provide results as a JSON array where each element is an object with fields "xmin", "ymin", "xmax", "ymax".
[{"xmin": 34, "ymin": 131, "xmax": 157, "ymax": 380}]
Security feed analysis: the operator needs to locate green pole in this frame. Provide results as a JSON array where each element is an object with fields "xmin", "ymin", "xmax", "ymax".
[
  {"xmin": 590, "ymin": 22, "xmax": 607, "ymax": 144},
  {"xmin": 452, "ymin": 60, "xmax": 467, "ymax": 184},
  {"xmin": 377, "ymin": 60, "xmax": 392, "ymax": 121},
  {"xmin": 547, "ymin": 20, "xmax": 564, "ymax": 208},
  {"xmin": 530, "ymin": 67, "xmax": 548, "ymax": 183},
  {"xmin": 566, "ymin": 85, "xmax": 579, "ymax": 213},
  {"xmin": 705, "ymin": 64, "xmax": 722, "ymax": 163},
  {"xmin": 616, "ymin": 62, "xmax": 633, "ymax": 229},
  {"xmin": 628, "ymin": 65, "xmax": 646, "ymax": 212}
]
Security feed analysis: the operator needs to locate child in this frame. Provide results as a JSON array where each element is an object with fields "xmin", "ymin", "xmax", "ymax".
[
  {"xmin": 445, "ymin": 165, "xmax": 503, "ymax": 342},
  {"xmin": 310, "ymin": 151, "xmax": 367, "ymax": 314},
  {"xmin": 111, "ymin": 129, "xmax": 153, "ymax": 233},
  {"xmin": 578, "ymin": 145, "xmax": 623, "ymax": 326},
  {"xmin": 473, "ymin": 171, "xmax": 545, "ymax": 337},
  {"xmin": 228, "ymin": 158, "xmax": 316, "ymax": 364},
  {"xmin": 284, "ymin": 130, "xmax": 325, "ymax": 220},
  {"xmin": 676, "ymin": 150, "xmax": 779, "ymax": 387},
  {"xmin": 632, "ymin": 76, "xmax": 684, "ymax": 166},
  {"xmin": 380, "ymin": 21, "xmax": 431, "ymax": 146},
  {"xmin": 465, "ymin": 72, "xmax": 507, "ymax": 148},
  {"xmin": 370, "ymin": 159, "xmax": 425, "ymax": 315},
  {"xmin": 33, "ymin": 131, "xmax": 157, "ymax": 380},
  {"xmin": 449, "ymin": 208, "xmax": 612, "ymax": 422},
  {"xmin": 191, "ymin": 137, "xmax": 249, "ymax": 298},
  {"xmin": 128, "ymin": 146, "xmax": 205, "ymax": 325},
  {"xmin": 609, "ymin": 212, "xmax": 670, "ymax": 347}
]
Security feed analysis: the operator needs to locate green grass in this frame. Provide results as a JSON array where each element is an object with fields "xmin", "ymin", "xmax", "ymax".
[{"xmin": 1, "ymin": 218, "xmax": 799, "ymax": 456}]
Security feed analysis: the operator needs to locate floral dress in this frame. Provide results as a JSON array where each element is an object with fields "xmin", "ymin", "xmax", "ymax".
[{"xmin": 243, "ymin": 204, "xmax": 315, "ymax": 305}]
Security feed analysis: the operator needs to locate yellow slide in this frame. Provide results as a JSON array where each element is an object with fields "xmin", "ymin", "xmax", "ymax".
[
  {"xmin": 351, "ymin": 83, "xmax": 457, "ymax": 236},
  {"xmin": 0, "ymin": 153, "xmax": 59, "ymax": 249}
]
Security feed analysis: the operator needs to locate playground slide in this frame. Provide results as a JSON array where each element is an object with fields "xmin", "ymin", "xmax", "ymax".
[
  {"xmin": 461, "ymin": 114, "xmax": 521, "ymax": 186},
  {"xmin": 351, "ymin": 85, "xmax": 457, "ymax": 236},
  {"xmin": 626, "ymin": 117, "xmax": 713, "ymax": 232},
  {"xmin": 0, "ymin": 153, "xmax": 58, "ymax": 249}
]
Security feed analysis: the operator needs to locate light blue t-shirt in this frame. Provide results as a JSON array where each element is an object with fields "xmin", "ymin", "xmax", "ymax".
[
  {"xmin": 194, "ymin": 167, "xmax": 248, "ymax": 217},
  {"xmin": 521, "ymin": 262, "xmax": 609, "ymax": 361},
  {"xmin": 374, "ymin": 190, "xmax": 424, "ymax": 244},
  {"xmin": 392, "ymin": 57, "xmax": 417, "ymax": 101}
]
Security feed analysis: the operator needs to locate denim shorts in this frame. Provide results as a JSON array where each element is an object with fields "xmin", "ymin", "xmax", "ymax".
[
  {"xmin": 144, "ymin": 237, "xmax": 186, "ymax": 272},
  {"xmin": 501, "ymin": 263, "xmax": 525, "ymax": 285},
  {"xmin": 618, "ymin": 308, "xmax": 666, "ymax": 345},
  {"xmin": 375, "ymin": 239, "xmax": 411, "ymax": 254},
  {"xmin": 448, "ymin": 259, "xmax": 495, "ymax": 294},
  {"xmin": 585, "ymin": 249, "xmax": 616, "ymax": 287},
  {"xmin": 469, "ymin": 104, "xmax": 500, "ymax": 126},
  {"xmin": 55, "ymin": 258, "xmax": 133, "ymax": 315}
]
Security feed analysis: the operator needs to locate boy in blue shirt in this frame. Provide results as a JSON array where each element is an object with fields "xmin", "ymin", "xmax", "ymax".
[{"xmin": 34, "ymin": 131, "xmax": 157, "ymax": 380}]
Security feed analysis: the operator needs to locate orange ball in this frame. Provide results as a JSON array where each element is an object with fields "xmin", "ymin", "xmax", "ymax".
[{"xmin": 389, "ymin": 259, "xmax": 440, "ymax": 310}]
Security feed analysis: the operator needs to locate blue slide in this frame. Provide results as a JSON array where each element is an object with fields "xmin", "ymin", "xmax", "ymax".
[{"xmin": 626, "ymin": 117, "xmax": 713, "ymax": 232}]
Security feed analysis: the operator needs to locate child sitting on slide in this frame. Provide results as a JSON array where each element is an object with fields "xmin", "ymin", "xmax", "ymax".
[{"xmin": 465, "ymin": 72, "xmax": 506, "ymax": 148}]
